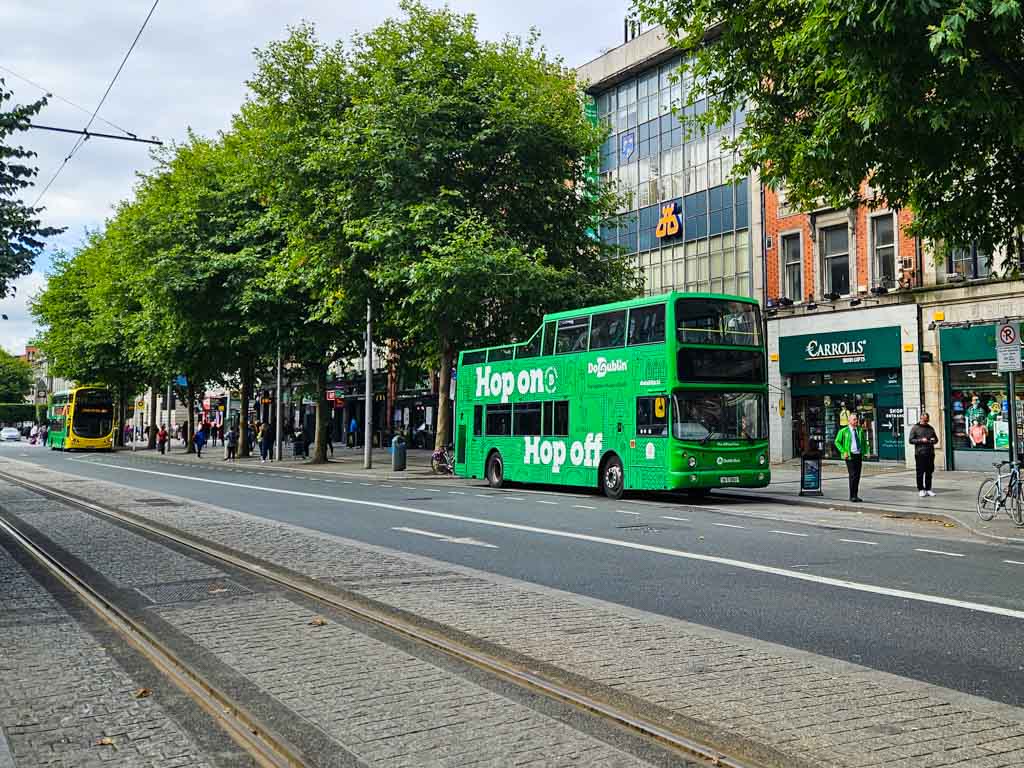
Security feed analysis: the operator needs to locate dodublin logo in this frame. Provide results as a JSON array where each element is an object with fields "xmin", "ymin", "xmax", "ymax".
[{"xmin": 587, "ymin": 357, "xmax": 628, "ymax": 379}]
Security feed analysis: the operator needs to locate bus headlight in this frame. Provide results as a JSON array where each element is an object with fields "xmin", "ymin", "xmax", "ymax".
[
  {"xmin": 758, "ymin": 454, "xmax": 767, "ymax": 465},
  {"xmin": 687, "ymin": 456, "xmax": 698, "ymax": 468}
]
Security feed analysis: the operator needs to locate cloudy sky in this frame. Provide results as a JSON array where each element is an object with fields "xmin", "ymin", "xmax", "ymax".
[{"xmin": 0, "ymin": 0, "xmax": 634, "ymax": 354}]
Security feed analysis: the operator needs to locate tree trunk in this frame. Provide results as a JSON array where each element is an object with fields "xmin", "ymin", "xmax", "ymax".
[
  {"xmin": 185, "ymin": 381, "xmax": 196, "ymax": 454},
  {"xmin": 310, "ymin": 363, "xmax": 329, "ymax": 464},
  {"xmin": 148, "ymin": 382, "xmax": 158, "ymax": 449},
  {"xmin": 434, "ymin": 345, "xmax": 454, "ymax": 451},
  {"xmin": 239, "ymin": 367, "xmax": 253, "ymax": 458},
  {"xmin": 115, "ymin": 383, "xmax": 127, "ymax": 447}
]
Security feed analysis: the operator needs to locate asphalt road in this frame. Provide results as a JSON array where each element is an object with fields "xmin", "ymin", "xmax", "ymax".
[{"xmin": 5, "ymin": 442, "xmax": 1024, "ymax": 707}]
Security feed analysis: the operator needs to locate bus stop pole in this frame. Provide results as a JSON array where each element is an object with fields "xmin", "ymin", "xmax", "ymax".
[
  {"xmin": 364, "ymin": 300, "xmax": 373, "ymax": 470},
  {"xmin": 166, "ymin": 383, "xmax": 172, "ymax": 441}
]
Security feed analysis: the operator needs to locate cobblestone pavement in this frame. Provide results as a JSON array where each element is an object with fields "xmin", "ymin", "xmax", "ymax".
[
  {"xmin": 0, "ymin": 476, "xmax": 663, "ymax": 767},
  {"xmin": 0, "ymin": 534, "xmax": 215, "ymax": 768},
  {"xmin": 4, "ymin": 460, "xmax": 1023, "ymax": 767}
]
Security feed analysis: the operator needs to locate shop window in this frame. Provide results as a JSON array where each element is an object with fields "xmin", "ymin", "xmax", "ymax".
[
  {"xmin": 781, "ymin": 233, "xmax": 802, "ymax": 301},
  {"xmin": 821, "ymin": 225, "xmax": 850, "ymax": 296},
  {"xmin": 947, "ymin": 362, "xmax": 1021, "ymax": 451},
  {"xmin": 872, "ymin": 214, "xmax": 896, "ymax": 288}
]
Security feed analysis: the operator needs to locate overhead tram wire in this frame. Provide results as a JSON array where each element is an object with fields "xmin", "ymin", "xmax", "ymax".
[
  {"xmin": 32, "ymin": 0, "xmax": 160, "ymax": 207},
  {"xmin": 0, "ymin": 63, "xmax": 137, "ymax": 138}
]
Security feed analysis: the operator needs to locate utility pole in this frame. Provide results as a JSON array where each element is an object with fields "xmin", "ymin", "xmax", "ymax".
[
  {"xmin": 166, "ymin": 383, "xmax": 172, "ymax": 447},
  {"xmin": 276, "ymin": 347, "xmax": 283, "ymax": 463},
  {"xmin": 364, "ymin": 300, "xmax": 373, "ymax": 470},
  {"xmin": 1010, "ymin": 370, "xmax": 1020, "ymax": 464}
]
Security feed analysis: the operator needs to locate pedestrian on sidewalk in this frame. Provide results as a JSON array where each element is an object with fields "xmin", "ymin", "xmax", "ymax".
[
  {"xmin": 157, "ymin": 425, "xmax": 168, "ymax": 455},
  {"xmin": 194, "ymin": 426, "xmax": 207, "ymax": 458},
  {"xmin": 349, "ymin": 416, "xmax": 358, "ymax": 448},
  {"xmin": 258, "ymin": 422, "xmax": 270, "ymax": 463},
  {"xmin": 908, "ymin": 412, "xmax": 939, "ymax": 497},
  {"xmin": 834, "ymin": 413, "xmax": 866, "ymax": 502},
  {"xmin": 225, "ymin": 425, "xmax": 238, "ymax": 461},
  {"xmin": 325, "ymin": 427, "xmax": 334, "ymax": 457}
]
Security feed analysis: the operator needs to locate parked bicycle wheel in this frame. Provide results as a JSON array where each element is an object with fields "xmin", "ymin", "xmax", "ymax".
[
  {"xmin": 977, "ymin": 478, "xmax": 999, "ymax": 521},
  {"xmin": 1010, "ymin": 480, "xmax": 1024, "ymax": 527}
]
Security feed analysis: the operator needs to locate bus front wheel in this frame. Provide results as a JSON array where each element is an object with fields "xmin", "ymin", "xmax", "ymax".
[
  {"xmin": 601, "ymin": 454, "xmax": 624, "ymax": 500},
  {"xmin": 486, "ymin": 451, "xmax": 505, "ymax": 489}
]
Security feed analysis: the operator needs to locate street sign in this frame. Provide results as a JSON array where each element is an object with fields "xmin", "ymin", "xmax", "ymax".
[{"xmin": 996, "ymin": 321, "xmax": 1022, "ymax": 372}]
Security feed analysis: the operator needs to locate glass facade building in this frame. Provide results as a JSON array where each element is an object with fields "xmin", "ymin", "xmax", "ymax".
[{"xmin": 593, "ymin": 57, "xmax": 753, "ymax": 297}]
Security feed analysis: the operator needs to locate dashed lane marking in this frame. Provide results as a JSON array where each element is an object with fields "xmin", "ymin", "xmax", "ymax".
[
  {"xmin": 915, "ymin": 548, "xmax": 965, "ymax": 558},
  {"xmin": 770, "ymin": 530, "xmax": 809, "ymax": 538},
  {"xmin": 618, "ymin": 510, "xmax": 640, "ymax": 516},
  {"xmin": 535, "ymin": 500, "xmax": 558, "ymax": 506},
  {"xmin": 447, "ymin": 491, "xmax": 466, "ymax": 495},
  {"xmin": 661, "ymin": 516, "xmax": 690, "ymax": 522},
  {"xmin": 713, "ymin": 522, "xmax": 745, "ymax": 529},
  {"xmin": 573, "ymin": 504, "xmax": 596, "ymax": 510},
  {"xmin": 1004, "ymin": 560, "xmax": 1024, "ymax": 566},
  {"xmin": 61, "ymin": 459, "xmax": 1024, "ymax": 621},
  {"xmin": 840, "ymin": 539, "xmax": 879, "ymax": 546}
]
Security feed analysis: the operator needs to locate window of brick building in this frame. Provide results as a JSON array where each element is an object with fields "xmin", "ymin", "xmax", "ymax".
[
  {"xmin": 781, "ymin": 233, "xmax": 802, "ymax": 301},
  {"xmin": 821, "ymin": 225, "xmax": 850, "ymax": 296},
  {"xmin": 871, "ymin": 214, "xmax": 896, "ymax": 288}
]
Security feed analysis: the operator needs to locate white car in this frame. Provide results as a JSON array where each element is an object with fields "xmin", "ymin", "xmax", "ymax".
[{"xmin": 1, "ymin": 427, "xmax": 21, "ymax": 441}]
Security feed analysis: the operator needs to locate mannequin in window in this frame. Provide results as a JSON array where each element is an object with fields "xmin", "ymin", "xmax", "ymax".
[
  {"xmin": 968, "ymin": 418, "xmax": 988, "ymax": 448},
  {"xmin": 965, "ymin": 394, "xmax": 986, "ymax": 428},
  {"xmin": 838, "ymin": 404, "xmax": 850, "ymax": 427}
]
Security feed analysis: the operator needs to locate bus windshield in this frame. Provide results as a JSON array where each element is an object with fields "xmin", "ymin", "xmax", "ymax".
[
  {"xmin": 72, "ymin": 390, "xmax": 113, "ymax": 438},
  {"xmin": 672, "ymin": 391, "xmax": 768, "ymax": 441},
  {"xmin": 676, "ymin": 298, "xmax": 761, "ymax": 346}
]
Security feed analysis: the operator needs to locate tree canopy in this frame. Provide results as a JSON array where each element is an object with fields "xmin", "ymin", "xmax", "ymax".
[
  {"xmin": 0, "ymin": 348, "xmax": 32, "ymax": 402},
  {"xmin": 0, "ymin": 79, "xmax": 63, "ymax": 298},
  {"xmin": 634, "ymin": 0, "xmax": 1024, "ymax": 260}
]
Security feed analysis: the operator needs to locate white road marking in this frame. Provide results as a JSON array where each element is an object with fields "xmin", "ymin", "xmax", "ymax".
[
  {"xmin": 64, "ymin": 459, "xmax": 1024, "ymax": 621},
  {"xmin": 1004, "ymin": 560, "xmax": 1024, "ymax": 566},
  {"xmin": 618, "ymin": 510, "xmax": 640, "ymax": 516},
  {"xmin": 770, "ymin": 530, "xmax": 809, "ymax": 538},
  {"xmin": 392, "ymin": 527, "xmax": 498, "ymax": 549},
  {"xmin": 424, "ymin": 488, "xmax": 441, "ymax": 493},
  {"xmin": 573, "ymin": 504, "xmax": 596, "ymax": 510},
  {"xmin": 474, "ymin": 494, "xmax": 491, "ymax": 498},
  {"xmin": 447, "ymin": 491, "xmax": 466, "ymax": 495},
  {"xmin": 915, "ymin": 548, "xmax": 966, "ymax": 558},
  {"xmin": 360, "ymin": 483, "xmax": 372, "ymax": 486},
  {"xmin": 535, "ymin": 500, "xmax": 558, "ymax": 506},
  {"xmin": 840, "ymin": 539, "xmax": 879, "ymax": 546},
  {"xmin": 340, "ymin": 481, "xmax": 353, "ymax": 484},
  {"xmin": 381, "ymin": 485, "xmax": 393, "ymax": 488},
  {"xmin": 713, "ymin": 523, "xmax": 745, "ymax": 529},
  {"xmin": 402, "ymin": 487, "xmax": 417, "ymax": 491},
  {"xmin": 661, "ymin": 516, "xmax": 690, "ymax": 522},
  {"xmin": 504, "ymin": 497, "xmax": 525, "ymax": 501}
]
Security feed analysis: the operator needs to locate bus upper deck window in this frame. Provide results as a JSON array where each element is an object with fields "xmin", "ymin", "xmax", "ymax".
[{"xmin": 628, "ymin": 304, "xmax": 666, "ymax": 345}]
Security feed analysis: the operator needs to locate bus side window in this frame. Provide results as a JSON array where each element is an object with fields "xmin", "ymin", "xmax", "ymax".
[
  {"xmin": 628, "ymin": 304, "xmax": 666, "ymax": 345},
  {"xmin": 637, "ymin": 396, "xmax": 668, "ymax": 436},
  {"xmin": 473, "ymin": 405, "xmax": 483, "ymax": 436},
  {"xmin": 553, "ymin": 401, "xmax": 569, "ymax": 436},
  {"xmin": 543, "ymin": 321, "xmax": 556, "ymax": 356},
  {"xmin": 542, "ymin": 402, "xmax": 552, "ymax": 435},
  {"xmin": 485, "ymin": 404, "xmax": 511, "ymax": 436}
]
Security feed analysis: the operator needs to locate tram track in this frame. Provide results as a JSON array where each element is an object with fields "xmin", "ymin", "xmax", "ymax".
[{"xmin": 0, "ymin": 468, "xmax": 763, "ymax": 768}]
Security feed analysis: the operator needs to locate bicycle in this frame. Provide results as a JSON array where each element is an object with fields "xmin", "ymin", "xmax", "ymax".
[
  {"xmin": 431, "ymin": 444, "xmax": 455, "ymax": 475},
  {"xmin": 977, "ymin": 460, "xmax": 1024, "ymax": 527}
]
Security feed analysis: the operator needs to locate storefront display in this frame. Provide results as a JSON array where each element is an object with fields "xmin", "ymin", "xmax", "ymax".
[
  {"xmin": 940, "ymin": 322, "xmax": 1024, "ymax": 470},
  {"xmin": 779, "ymin": 327, "xmax": 905, "ymax": 462}
]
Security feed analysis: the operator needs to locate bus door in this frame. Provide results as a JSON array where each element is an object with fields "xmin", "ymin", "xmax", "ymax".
[{"xmin": 632, "ymin": 395, "xmax": 670, "ymax": 489}]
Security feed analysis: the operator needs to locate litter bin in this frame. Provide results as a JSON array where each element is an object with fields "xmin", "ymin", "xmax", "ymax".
[
  {"xmin": 292, "ymin": 437, "xmax": 306, "ymax": 458},
  {"xmin": 391, "ymin": 435, "xmax": 407, "ymax": 472}
]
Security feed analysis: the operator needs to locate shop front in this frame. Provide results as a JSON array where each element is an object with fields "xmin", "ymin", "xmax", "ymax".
[
  {"xmin": 939, "ymin": 323, "xmax": 1024, "ymax": 471},
  {"xmin": 779, "ymin": 327, "xmax": 906, "ymax": 461}
]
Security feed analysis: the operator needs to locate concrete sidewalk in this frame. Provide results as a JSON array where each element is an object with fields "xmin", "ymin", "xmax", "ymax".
[
  {"xmin": 725, "ymin": 460, "xmax": 1024, "ymax": 545},
  {"xmin": 120, "ymin": 440, "xmax": 445, "ymax": 480}
]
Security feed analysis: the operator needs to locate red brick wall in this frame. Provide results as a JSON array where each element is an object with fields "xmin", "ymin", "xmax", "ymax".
[{"xmin": 764, "ymin": 184, "xmax": 917, "ymax": 300}]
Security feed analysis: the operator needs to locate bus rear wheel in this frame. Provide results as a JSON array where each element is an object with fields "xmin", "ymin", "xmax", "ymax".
[
  {"xmin": 486, "ymin": 451, "xmax": 505, "ymax": 489},
  {"xmin": 601, "ymin": 454, "xmax": 624, "ymax": 500}
]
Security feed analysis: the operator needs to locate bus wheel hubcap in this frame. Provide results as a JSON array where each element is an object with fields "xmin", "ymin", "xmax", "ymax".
[{"xmin": 606, "ymin": 465, "xmax": 621, "ymax": 490}]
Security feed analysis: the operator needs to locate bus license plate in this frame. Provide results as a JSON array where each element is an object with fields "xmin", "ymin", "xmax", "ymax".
[{"xmin": 720, "ymin": 476, "xmax": 740, "ymax": 484}]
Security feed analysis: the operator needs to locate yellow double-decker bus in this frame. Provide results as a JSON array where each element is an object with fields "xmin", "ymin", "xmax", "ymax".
[{"xmin": 47, "ymin": 387, "xmax": 115, "ymax": 451}]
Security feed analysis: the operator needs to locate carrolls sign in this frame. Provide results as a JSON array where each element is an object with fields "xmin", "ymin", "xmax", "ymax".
[
  {"xmin": 778, "ymin": 326, "xmax": 902, "ymax": 373},
  {"xmin": 804, "ymin": 338, "xmax": 867, "ymax": 364}
]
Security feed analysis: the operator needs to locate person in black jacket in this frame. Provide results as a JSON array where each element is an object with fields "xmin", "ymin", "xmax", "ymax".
[{"xmin": 908, "ymin": 412, "xmax": 939, "ymax": 497}]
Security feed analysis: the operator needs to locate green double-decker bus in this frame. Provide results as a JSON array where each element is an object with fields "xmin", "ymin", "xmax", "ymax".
[{"xmin": 453, "ymin": 291, "xmax": 769, "ymax": 499}]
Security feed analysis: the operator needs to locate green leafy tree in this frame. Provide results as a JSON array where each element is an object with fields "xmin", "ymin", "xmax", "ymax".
[
  {"xmin": 633, "ymin": 0, "xmax": 1024, "ymax": 262},
  {"xmin": 0, "ymin": 348, "xmax": 31, "ymax": 401},
  {"xmin": 1, "ymin": 79, "xmax": 63, "ymax": 298},
  {"xmin": 319, "ymin": 2, "xmax": 640, "ymax": 449}
]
